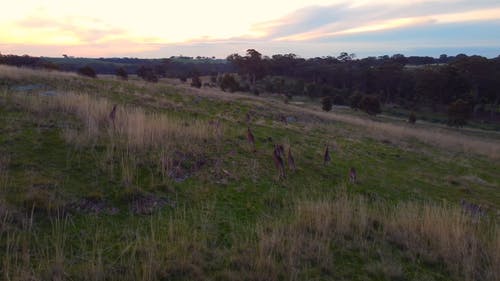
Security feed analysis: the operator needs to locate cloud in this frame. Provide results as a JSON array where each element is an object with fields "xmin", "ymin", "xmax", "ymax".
[
  {"xmin": 250, "ymin": 0, "xmax": 500, "ymax": 41},
  {"xmin": 12, "ymin": 15, "xmax": 132, "ymax": 44},
  {"xmin": 1, "ymin": 0, "xmax": 499, "ymax": 58}
]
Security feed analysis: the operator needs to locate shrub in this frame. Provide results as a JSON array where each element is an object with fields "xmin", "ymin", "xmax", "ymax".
[
  {"xmin": 220, "ymin": 74, "xmax": 240, "ymax": 92},
  {"xmin": 179, "ymin": 76, "xmax": 187, "ymax": 83},
  {"xmin": 321, "ymin": 97, "xmax": 333, "ymax": 112},
  {"xmin": 349, "ymin": 92, "xmax": 363, "ymax": 110},
  {"xmin": 191, "ymin": 76, "xmax": 202, "ymax": 88},
  {"xmin": 447, "ymin": 99, "xmax": 471, "ymax": 127},
  {"xmin": 115, "ymin": 67, "xmax": 128, "ymax": 80},
  {"xmin": 77, "ymin": 66, "xmax": 97, "ymax": 78},
  {"xmin": 137, "ymin": 66, "xmax": 158, "ymax": 83},
  {"xmin": 408, "ymin": 112, "xmax": 416, "ymax": 124},
  {"xmin": 359, "ymin": 95, "xmax": 381, "ymax": 115}
]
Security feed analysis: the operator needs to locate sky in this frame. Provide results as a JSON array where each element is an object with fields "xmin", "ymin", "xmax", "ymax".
[{"xmin": 1, "ymin": 0, "xmax": 499, "ymax": 58}]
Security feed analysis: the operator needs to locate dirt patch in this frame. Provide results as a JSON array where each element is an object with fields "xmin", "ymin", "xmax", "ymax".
[
  {"xmin": 129, "ymin": 193, "xmax": 173, "ymax": 215},
  {"xmin": 70, "ymin": 198, "xmax": 119, "ymax": 215},
  {"xmin": 162, "ymin": 151, "xmax": 208, "ymax": 182}
]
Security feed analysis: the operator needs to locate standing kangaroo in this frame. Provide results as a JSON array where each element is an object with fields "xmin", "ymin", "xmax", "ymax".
[
  {"xmin": 349, "ymin": 167, "xmax": 357, "ymax": 183},
  {"xmin": 323, "ymin": 145, "xmax": 331, "ymax": 165},
  {"xmin": 247, "ymin": 127, "xmax": 256, "ymax": 152},
  {"xmin": 273, "ymin": 144, "xmax": 286, "ymax": 179},
  {"xmin": 109, "ymin": 104, "xmax": 117, "ymax": 129}
]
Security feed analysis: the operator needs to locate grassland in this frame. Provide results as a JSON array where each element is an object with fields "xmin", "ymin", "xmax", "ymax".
[{"xmin": 0, "ymin": 65, "xmax": 499, "ymax": 281}]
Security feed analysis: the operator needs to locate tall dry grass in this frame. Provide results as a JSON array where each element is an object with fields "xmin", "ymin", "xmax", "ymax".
[
  {"xmin": 293, "ymin": 105, "xmax": 500, "ymax": 159},
  {"xmin": 15, "ymin": 92, "xmax": 216, "ymax": 151},
  {"xmin": 253, "ymin": 192, "xmax": 499, "ymax": 281},
  {"xmin": 0, "ymin": 65, "xmax": 77, "ymax": 81}
]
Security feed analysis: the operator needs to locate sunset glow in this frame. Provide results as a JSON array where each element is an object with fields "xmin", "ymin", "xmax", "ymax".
[{"xmin": 1, "ymin": 0, "xmax": 499, "ymax": 57}]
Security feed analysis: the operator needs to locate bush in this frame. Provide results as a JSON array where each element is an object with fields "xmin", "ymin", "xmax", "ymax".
[
  {"xmin": 220, "ymin": 74, "xmax": 240, "ymax": 93},
  {"xmin": 191, "ymin": 76, "xmax": 202, "ymax": 88},
  {"xmin": 179, "ymin": 76, "xmax": 187, "ymax": 83},
  {"xmin": 359, "ymin": 95, "xmax": 381, "ymax": 115},
  {"xmin": 137, "ymin": 66, "xmax": 158, "ymax": 83},
  {"xmin": 321, "ymin": 97, "xmax": 332, "ymax": 112},
  {"xmin": 349, "ymin": 93, "xmax": 363, "ymax": 110},
  {"xmin": 447, "ymin": 99, "xmax": 471, "ymax": 127},
  {"xmin": 77, "ymin": 66, "xmax": 97, "ymax": 78},
  {"xmin": 408, "ymin": 112, "xmax": 416, "ymax": 124},
  {"xmin": 115, "ymin": 67, "xmax": 128, "ymax": 80}
]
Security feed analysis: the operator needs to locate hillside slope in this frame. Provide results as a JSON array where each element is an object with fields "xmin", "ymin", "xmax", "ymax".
[{"xmin": 1, "ymin": 66, "xmax": 499, "ymax": 281}]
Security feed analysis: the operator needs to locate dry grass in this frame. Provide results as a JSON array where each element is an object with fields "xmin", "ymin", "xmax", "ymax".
[
  {"xmin": 0, "ymin": 65, "xmax": 77, "ymax": 80},
  {"xmin": 11, "ymin": 91, "xmax": 219, "ymax": 152},
  {"xmin": 295, "ymin": 106, "xmax": 500, "ymax": 159},
  {"xmin": 144, "ymin": 78, "xmax": 500, "ymax": 159},
  {"xmin": 252, "ymin": 192, "xmax": 499, "ymax": 281}
]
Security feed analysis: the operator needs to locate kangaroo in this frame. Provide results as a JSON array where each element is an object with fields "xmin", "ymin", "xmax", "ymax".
[
  {"xmin": 323, "ymin": 145, "xmax": 331, "ymax": 165},
  {"xmin": 109, "ymin": 104, "xmax": 117, "ymax": 130},
  {"xmin": 247, "ymin": 127, "xmax": 256, "ymax": 152},
  {"xmin": 349, "ymin": 167, "xmax": 357, "ymax": 183},
  {"xmin": 287, "ymin": 147, "xmax": 296, "ymax": 171},
  {"xmin": 109, "ymin": 104, "xmax": 117, "ymax": 121},
  {"xmin": 273, "ymin": 144, "xmax": 286, "ymax": 179}
]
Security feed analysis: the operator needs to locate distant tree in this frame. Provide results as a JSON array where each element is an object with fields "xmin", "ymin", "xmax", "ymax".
[
  {"xmin": 337, "ymin": 52, "xmax": 355, "ymax": 62},
  {"xmin": 220, "ymin": 74, "xmax": 240, "ymax": 92},
  {"xmin": 408, "ymin": 111, "xmax": 416, "ymax": 124},
  {"xmin": 349, "ymin": 92, "xmax": 363, "ymax": 110},
  {"xmin": 447, "ymin": 99, "xmax": 471, "ymax": 127},
  {"xmin": 321, "ymin": 97, "xmax": 333, "ymax": 112},
  {"xmin": 332, "ymin": 95, "xmax": 347, "ymax": 105},
  {"xmin": 305, "ymin": 83, "xmax": 319, "ymax": 98},
  {"xmin": 77, "ymin": 66, "xmax": 97, "ymax": 78},
  {"xmin": 179, "ymin": 76, "xmax": 187, "ymax": 83},
  {"xmin": 115, "ymin": 67, "xmax": 128, "ymax": 80},
  {"xmin": 359, "ymin": 95, "xmax": 381, "ymax": 115},
  {"xmin": 191, "ymin": 75, "xmax": 202, "ymax": 88},
  {"xmin": 38, "ymin": 61, "xmax": 60, "ymax": 71},
  {"xmin": 137, "ymin": 66, "xmax": 158, "ymax": 83}
]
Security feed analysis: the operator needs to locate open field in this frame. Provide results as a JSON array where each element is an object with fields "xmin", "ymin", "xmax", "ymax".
[{"xmin": 1, "ymin": 66, "xmax": 499, "ymax": 281}]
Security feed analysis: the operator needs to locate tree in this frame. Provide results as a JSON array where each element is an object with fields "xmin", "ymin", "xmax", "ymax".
[
  {"xmin": 115, "ymin": 67, "xmax": 128, "ymax": 80},
  {"xmin": 321, "ymin": 97, "xmax": 333, "ymax": 112},
  {"xmin": 77, "ymin": 66, "xmax": 96, "ymax": 78},
  {"xmin": 447, "ymin": 99, "xmax": 471, "ymax": 127},
  {"xmin": 191, "ymin": 75, "xmax": 202, "ymax": 88},
  {"xmin": 359, "ymin": 95, "xmax": 381, "ymax": 115}
]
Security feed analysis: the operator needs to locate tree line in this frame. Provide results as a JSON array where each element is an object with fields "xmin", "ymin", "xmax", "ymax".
[
  {"xmin": 2, "ymin": 50, "xmax": 499, "ymax": 126},
  {"xmin": 226, "ymin": 50, "xmax": 500, "ymax": 125}
]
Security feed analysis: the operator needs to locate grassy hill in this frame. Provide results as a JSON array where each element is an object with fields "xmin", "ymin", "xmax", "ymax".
[{"xmin": 0, "ymin": 65, "xmax": 499, "ymax": 281}]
